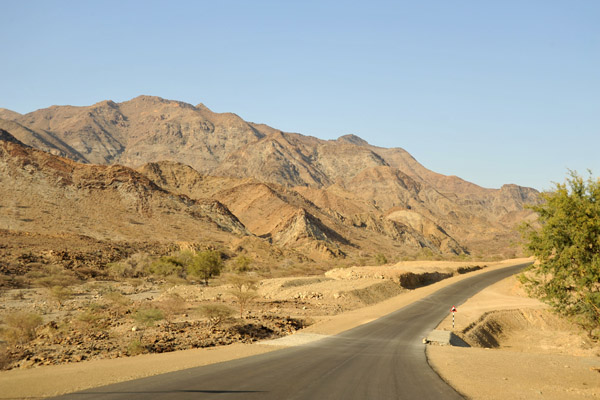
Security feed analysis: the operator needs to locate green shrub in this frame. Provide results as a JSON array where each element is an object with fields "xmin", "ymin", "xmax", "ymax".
[
  {"xmin": 127, "ymin": 339, "xmax": 145, "ymax": 356},
  {"xmin": 76, "ymin": 304, "xmax": 108, "ymax": 331},
  {"xmin": 230, "ymin": 255, "xmax": 253, "ymax": 272},
  {"xmin": 375, "ymin": 253, "xmax": 388, "ymax": 265},
  {"xmin": 133, "ymin": 307, "xmax": 164, "ymax": 328},
  {"xmin": 145, "ymin": 257, "xmax": 184, "ymax": 277}
]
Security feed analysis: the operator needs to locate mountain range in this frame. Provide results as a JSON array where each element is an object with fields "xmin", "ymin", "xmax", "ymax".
[{"xmin": 0, "ymin": 96, "xmax": 539, "ymax": 262}]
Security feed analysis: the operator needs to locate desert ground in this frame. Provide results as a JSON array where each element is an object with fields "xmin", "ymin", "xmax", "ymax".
[
  {"xmin": 427, "ymin": 272, "xmax": 600, "ymax": 399},
  {"xmin": 1, "ymin": 258, "xmax": 598, "ymax": 399}
]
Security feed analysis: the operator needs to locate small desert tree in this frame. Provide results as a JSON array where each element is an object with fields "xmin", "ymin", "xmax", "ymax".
[
  {"xmin": 520, "ymin": 171, "xmax": 600, "ymax": 337},
  {"xmin": 225, "ymin": 274, "xmax": 259, "ymax": 319},
  {"xmin": 187, "ymin": 250, "xmax": 223, "ymax": 285}
]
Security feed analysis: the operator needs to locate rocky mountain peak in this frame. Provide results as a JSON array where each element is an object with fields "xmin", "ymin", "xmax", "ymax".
[
  {"xmin": 337, "ymin": 134, "xmax": 369, "ymax": 146},
  {"xmin": 0, "ymin": 108, "xmax": 21, "ymax": 120}
]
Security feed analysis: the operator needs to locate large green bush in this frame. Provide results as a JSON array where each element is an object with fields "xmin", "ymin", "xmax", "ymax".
[{"xmin": 520, "ymin": 171, "xmax": 600, "ymax": 337}]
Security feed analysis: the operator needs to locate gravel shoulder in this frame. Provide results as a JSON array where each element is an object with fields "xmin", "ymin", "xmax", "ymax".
[{"xmin": 0, "ymin": 258, "xmax": 533, "ymax": 399}]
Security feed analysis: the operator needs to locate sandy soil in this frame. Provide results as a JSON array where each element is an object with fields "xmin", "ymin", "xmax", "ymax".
[
  {"xmin": 427, "ymin": 275, "xmax": 600, "ymax": 399},
  {"xmin": 3, "ymin": 258, "xmax": 591, "ymax": 399}
]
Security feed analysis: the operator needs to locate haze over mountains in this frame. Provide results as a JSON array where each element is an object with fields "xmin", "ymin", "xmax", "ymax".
[{"xmin": 0, "ymin": 96, "xmax": 539, "ymax": 261}]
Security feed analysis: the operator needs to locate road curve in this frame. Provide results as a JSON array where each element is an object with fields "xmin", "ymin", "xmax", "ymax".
[{"xmin": 54, "ymin": 263, "xmax": 529, "ymax": 400}]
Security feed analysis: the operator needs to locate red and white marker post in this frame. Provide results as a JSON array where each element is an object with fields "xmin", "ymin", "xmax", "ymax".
[{"xmin": 450, "ymin": 306, "xmax": 457, "ymax": 329}]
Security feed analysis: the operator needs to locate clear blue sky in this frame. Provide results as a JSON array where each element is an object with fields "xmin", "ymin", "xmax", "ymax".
[{"xmin": 2, "ymin": 1, "xmax": 598, "ymax": 191}]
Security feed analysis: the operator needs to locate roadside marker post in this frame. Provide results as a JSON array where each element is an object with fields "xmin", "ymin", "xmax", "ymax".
[{"xmin": 450, "ymin": 306, "xmax": 457, "ymax": 329}]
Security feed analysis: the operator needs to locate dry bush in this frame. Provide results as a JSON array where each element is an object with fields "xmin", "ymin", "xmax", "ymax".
[
  {"xmin": 107, "ymin": 252, "xmax": 153, "ymax": 279},
  {"xmin": 228, "ymin": 255, "xmax": 253, "ymax": 273},
  {"xmin": 225, "ymin": 274, "xmax": 258, "ymax": 292},
  {"xmin": 155, "ymin": 293, "xmax": 187, "ymax": 321},
  {"xmin": 48, "ymin": 285, "xmax": 74, "ymax": 306},
  {"xmin": 11, "ymin": 291, "xmax": 26, "ymax": 300},
  {"xmin": 127, "ymin": 278, "xmax": 144, "ymax": 288},
  {"xmin": 162, "ymin": 275, "xmax": 188, "ymax": 287},
  {"xmin": 0, "ymin": 312, "xmax": 43, "ymax": 346},
  {"xmin": 0, "ymin": 274, "xmax": 21, "ymax": 291},
  {"xmin": 102, "ymin": 289, "xmax": 132, "ymax": 316},
  {"xmin": 27, "ymin": 265, "xmax": 79, "ymax": 288},
  {"xmin": 126, "ymin": 339, "xmax": 145, "ymax": 356},
  {"xmin": 133, "ymin": 307, "xmax": 164, "ymax": 330},
  {"xmin": 0, "ymin": 346, "xmax": 13, "ymax": 370},
  {"xmin": 75, "ymin": 303, "xmax": 109, "ymax": 332},
  {"xmin": 230, "ymin": 291, "xmax": 258, "ymax": 319},
  {"xmin": 106, "ymin": 261, "xmax": 134, "ymax": 279},
  {"xmin": 197, "ymin": 304, "xmax": 234, "ymax": 328}
]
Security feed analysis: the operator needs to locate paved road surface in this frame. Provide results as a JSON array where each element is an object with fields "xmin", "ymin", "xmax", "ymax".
[{"xmin": 54, "ymin": 263, "xmax": 528, "ymax": 400}]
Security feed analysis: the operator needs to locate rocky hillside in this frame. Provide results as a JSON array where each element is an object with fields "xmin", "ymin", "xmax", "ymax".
[
  {"xmin": 0, "ymin": 96, "xmax": 540, "ymax": 259},
  {"xmin": 0, "ymin": 132, "xmax": 247, "ymax": 245}
]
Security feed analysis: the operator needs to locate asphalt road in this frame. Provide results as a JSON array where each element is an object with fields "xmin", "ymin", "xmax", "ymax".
[{"xmin": 54, "ymin": 262, "xmax": 529, "ymax": 400}]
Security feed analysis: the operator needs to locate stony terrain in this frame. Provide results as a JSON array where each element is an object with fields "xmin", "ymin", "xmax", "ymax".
[
  {"xmin": 2, "ymin": 259, "xmax": 598, "ymax": 400},
  {"xmin": 0, "ymin": 256, "xmax": 488, "ymax": 372}
]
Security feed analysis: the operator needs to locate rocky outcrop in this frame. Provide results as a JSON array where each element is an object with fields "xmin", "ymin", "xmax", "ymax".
[{"xmin": 0, "ymin": 129, "xmax": 25, "ymax": 146}]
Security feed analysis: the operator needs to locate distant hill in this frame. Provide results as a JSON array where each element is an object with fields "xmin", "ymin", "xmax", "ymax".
[{"xmin": 0, "ymin": 96, "xmax": 540, "ymax": 259}]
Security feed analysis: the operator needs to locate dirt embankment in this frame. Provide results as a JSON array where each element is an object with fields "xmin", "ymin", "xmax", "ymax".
[{"xmin": 427, "ymin": 275, "xmax": 600, "ymax": 400}]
